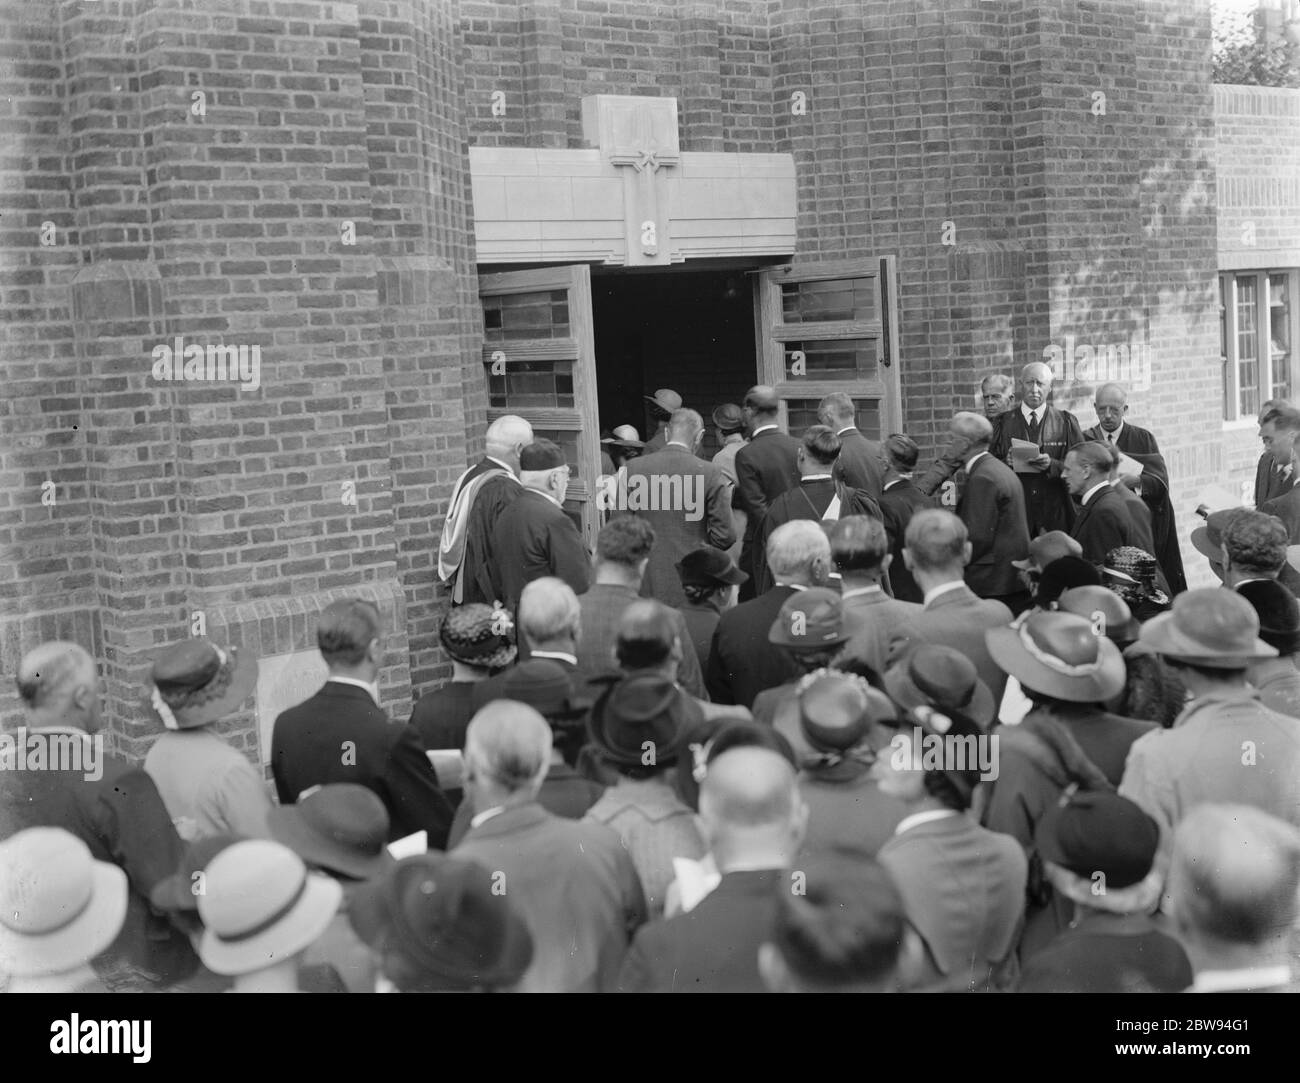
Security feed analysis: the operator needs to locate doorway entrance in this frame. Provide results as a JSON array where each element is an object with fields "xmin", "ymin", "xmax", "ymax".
[
  {"xmin": 592, "ymin": 267, "xmax": 759, "ymax": 460},
  {"xmin": 476, "ymin": 256, "xmax": 901, "ymax": 548}
]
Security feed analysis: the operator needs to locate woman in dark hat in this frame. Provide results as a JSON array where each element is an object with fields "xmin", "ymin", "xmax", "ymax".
[
  {"xmin": 674, "ymin": 546, "xmax": 749, "ymax": 671},
  {"xmin": 409, "ymin": 603, "xmax": 517, "ymax": 756},
  {"xmin": 582, "ymin": 673, "xmax": 707, "ymax": 918},
  {"xmin": 1237, "ymin": 578, "xmax": 1300, "ymax": 718},
  {"xmin": 983, "ymin": 610, "xmax": 1151, "ymax": 957},
  {"xmin": 1027, "ymin": 555, "xmax": 1102, "ymax": 612},
  {"xmin": 1102, "ymin": 545, "xmax": 1171, "ymax": 623}
]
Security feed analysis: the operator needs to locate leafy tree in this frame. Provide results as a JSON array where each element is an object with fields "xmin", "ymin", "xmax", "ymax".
[{"xmin": 1213, "ymin": 1, "xmax": 1300, "ymax": 87}]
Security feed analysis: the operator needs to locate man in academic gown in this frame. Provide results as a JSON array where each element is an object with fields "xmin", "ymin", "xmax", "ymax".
[
  {"xmin": 1083, "ymin": 383, "xmax": 1186, "ymax": 594},
  {"xmin": 438, "ymin": 415, "xmax": 532, "ymax": 606},
  {"xmin": 491, "ymin": 439, "xmax": 591, "ymax": 613},
  {"xmin": 990, "ymin": 361, "xmax": 1084, "ymax": 537}
]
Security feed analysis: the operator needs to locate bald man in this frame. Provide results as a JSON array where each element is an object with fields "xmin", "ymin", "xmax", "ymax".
[
  {"xmin": 440, "ymin": 414, "xmax": 533, "ymax": 605},
  {"xmin": 453, "ymin": 701, "xmax": 647, "ymax": 992},
  {"xmin": 734, "ymin": 386, "xmax": 802, "ymax": 598},
  {"xmin": 949, "ymin": 412, "xmax": 1031, "ymax": 609},
  {"xmin": 990, "ymin": 362, "xmax": 1084, "ymax": 536},
  {"xmin": 1083, "ymin": 383, "xmax": 1186, "ymax": 594},
  {"xmin": 0, "ymin": 642, "xmax": 199, "ymax": 985},
  {"xmin": 618, "ymin": 746, "xmax": 808, "ymax": 992},
  {"xmin": 1168, "ymin": 805, "xmax": 1300, "ymax": 993}
]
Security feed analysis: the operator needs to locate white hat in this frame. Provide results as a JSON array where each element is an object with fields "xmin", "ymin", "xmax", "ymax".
[
  {"xmin": 0, "ymin": 828, "xmax": 128, "ymax": 978},
  {"xmin": 197, "ymin": 840, "xmax": 342, "ymax": 976}
]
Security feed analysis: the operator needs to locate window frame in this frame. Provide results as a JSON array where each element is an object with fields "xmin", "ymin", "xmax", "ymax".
[{"xmin": 1222, "ymin": 268, "xmax": 1299, "ymax": 425}]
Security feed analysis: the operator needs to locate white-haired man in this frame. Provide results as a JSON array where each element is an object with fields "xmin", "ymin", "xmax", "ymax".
[
  {"xmin": 453, "ymin": 701, "xmax": 647, "ymax": 992},
  {"xmin": 705, "ymin": 519, "xmax": 833, "ymax": 709},
  {"xmin": 439, "ymin": 414, "xmax": 533, "ymax": 605},
  {"xmin": 989, "ymin": 361, "xmax": 1084, "ymax": 536}
]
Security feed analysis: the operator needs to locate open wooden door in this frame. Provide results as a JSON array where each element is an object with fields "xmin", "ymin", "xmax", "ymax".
[
  {"xmin": 753, "ymin": 256, "xmax": 902, "ymax": 438},
  {"xmin": 478, "ymin": 264, "xmax": 600, "ymax": 549}
]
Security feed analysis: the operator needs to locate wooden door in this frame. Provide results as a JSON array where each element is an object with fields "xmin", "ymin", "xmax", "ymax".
[
  {"xmin": 753, "ymin": 256, "xmax": 902, "ymax": 439},
  {"xmin": 479, "ymin": 264, "xmax": 600, "ymax": 549}
]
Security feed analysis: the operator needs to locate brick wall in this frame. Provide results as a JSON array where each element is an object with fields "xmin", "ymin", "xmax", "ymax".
[{"xmin": 0, "ymin": 0, "xmax": 478, "ymax": 753}]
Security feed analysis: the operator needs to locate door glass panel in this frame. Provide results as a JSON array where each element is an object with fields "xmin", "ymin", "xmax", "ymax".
[
  {"xmin": 483, "ymin": 289, "xmax": 571, "ymax": 342},
  {"xmin": 785, "ymin": 398, "xmax": 882, "ymax": 441},
  {"xmin": 781, "ymin": 278, "xmax": 877, "ymax": 323},
  {"xmin": 784, "ymin": 338, "xmax": 879, "ymax": 380},
  {"xmin": 1270, "ymin": 272, "xmax": 1292, "ymax": 404},
  {"xmin": 1220, "ymin": 276, "xmax": 1230, "ymax": 419},
  {"xmin": 487, "ymin": 360, "xmax": 575, "ymax": 409},
  {"xmin": 1236, "ymin": 275, "xmax": 1260, "ymax": 419}
]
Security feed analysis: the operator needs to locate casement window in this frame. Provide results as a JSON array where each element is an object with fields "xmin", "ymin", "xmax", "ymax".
[{"xmin": 1222, "ymin": 270, "xmax": 1298, "ymax": 422}]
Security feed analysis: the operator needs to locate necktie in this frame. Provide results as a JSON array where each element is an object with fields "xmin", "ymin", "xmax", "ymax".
[
  {"xmin": 1107, "ymin": 432, "xmax": 1115, "ymax": 445},
  {"xmin": 1027, "ymin": 411, "xmax": 1040, "ymax": 441}
]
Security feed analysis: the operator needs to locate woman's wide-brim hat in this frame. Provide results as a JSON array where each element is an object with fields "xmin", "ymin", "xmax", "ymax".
[
  {"xmin": 884, "ymin": 643, "xmax": 995, "ymax": 728},
  {"xmin": 197, "ymin": 841, "xmax": 343, "ymax": 977},
  {"xmin": 145, "ymin": 637, "xmax": 259, "ymax": 730},
  {"xmin": 0, "ymin": 828, "xmax": 129, "ymax": 978},
  {"xmin": 1138, "ymin": 587, "xmax": 1277, "ymax": 668},
  {"xmin": 986, "ymin": 611, "xmax": 1126, "ymax": 703}
]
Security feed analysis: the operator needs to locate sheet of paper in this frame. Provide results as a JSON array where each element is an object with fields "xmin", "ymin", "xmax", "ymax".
[
  {"xmin": 1195, "ymin": 483, "xmax": 1241, "ymax": 515},
  {"xmin": 1115, "ymin": 452, "xmax": 1145, "ymax": 478},
  {"xmin": 1010, "ymin": 437, "xmax": 1042, "ymax": 474},
  {"xmin": 427, "ymin": 749, "xmax": 465, "ymax": 790},
  {"xmin": 387, "ymin": 830, "xmax": 427, "ymax": 860}
]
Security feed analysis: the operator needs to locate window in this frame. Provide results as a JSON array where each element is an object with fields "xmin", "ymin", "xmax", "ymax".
[{"xmin": 1222, "ymin": 270, "xmax": 1300, "ymax": 422}]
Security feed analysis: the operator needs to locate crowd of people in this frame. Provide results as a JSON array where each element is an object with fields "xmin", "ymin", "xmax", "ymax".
[{"xmin": 4, "ymin": 365, "xmax": 1300, "ymax": 994}]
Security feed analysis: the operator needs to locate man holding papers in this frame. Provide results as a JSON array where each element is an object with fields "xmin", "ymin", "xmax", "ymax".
[
  {"xmin": 991, "ymin": 362, "xmax": 1084, "ymax": 537},
  {"xmin": 1084, "ymin": 382, "xmax": 1187, "ymax": 594}
]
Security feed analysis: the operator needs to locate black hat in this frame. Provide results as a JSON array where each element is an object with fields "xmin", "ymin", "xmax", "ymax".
[
  {"xmin": 519, "ymin": 439, "xmax": 567, "ymax": 471},
  {"xmin": 676, "ymin": 546, "xmax": 748, "ymax": 588},
  {"xmin": 798, "ymin": 672, "xmax": 896, "ymax": 753},
  {"xmin": 884, "ymin": 644, "xmax": 995, "ymax": 728},
  {"xmin": 1034, "ymin": 555, "xmax": 1102, "ymax": 606},
  {"xmin": 586, "ymin": 673, "xmax": 698, "ymax": 769},
  {"xmin": 1236, "ymin": 579, "xmax": 1300, "ymax": 656},
  {"xmin": 439, "ymin": 604, "xmax": 516, "ymax": 668},
  {"xmin": 349, "ymin": 854, "xmax": 533, "ymax": 990},
  {"xmin": 1035, "ymin": 791, "xmax": 1159, "ymax": 890}
]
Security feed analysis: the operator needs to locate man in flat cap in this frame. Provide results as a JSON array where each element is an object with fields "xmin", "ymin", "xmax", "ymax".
[{"xmin": 491, "ymin": 439, "xmax": 592, "ymax": 613}]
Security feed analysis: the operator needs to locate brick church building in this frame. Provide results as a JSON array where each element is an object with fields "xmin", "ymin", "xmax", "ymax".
[{"xmin": 2, "ymin": 0, "xmax": 1297, "ymax": 762}]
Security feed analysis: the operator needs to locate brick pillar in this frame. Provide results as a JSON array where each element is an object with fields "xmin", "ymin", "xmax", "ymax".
[
  {"xmin": 680, "ymin": 3, "xmax": 724, "ymax": 151},
  {"xmin": 520, "ymin": 0, "xmax": 567, "ymax": 148},
  {"xmin": 360, "ymin": 0, "xmax": 478, "ymax": 695}
]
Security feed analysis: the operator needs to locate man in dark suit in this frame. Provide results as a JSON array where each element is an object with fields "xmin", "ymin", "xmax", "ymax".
[
  {"xmin": 491, "ymin": 439, "xmax": 591, "ymax": 613},
  {"xmin": 888, "ymin": 509, "xmax": 1015, "ymax": 707},
  {"xmin": 1254, "ymin": 400, "xmax": 1297, "ymax": 509},
  {"xmin": 1064, "ymin": 441, "xmax": 1143, "ymax": 566},
  {"xmin": 990, "ymin": 361, "xmax": 1084, "ymax": 536},
  {"xmin": 573, "ymin": 517, "xmax": 704, "ymax": 697},
  {"xmin": 734, "ymin": 386, "xmax": 801, "ymax": 597},
  {"xmin": 706, "ymin": 519, "xmax": 834, "ymax": 709},
  {"xmin": 750, "ymin": 425, "xmax": 881, "ymax": 596},
  {"xmin": 618, "ymin": 745, "xmax": 807, "ymax": 992},
  {"xmin": 438, "ymin": 414, "xmax": 532, "ymax": 606},
  {"xmin": 950, "ymin": 411, "xmax": 1031, "ymax": 611},
  {"xmin": 1084, "ymin": 383, "xmax": 1185, "ymax": 593},
  {"xmin": 0, "ymin": 641, "xmax": 199, "ymax": 986},
  {"xmin": 472, "ymin": 577, "xmax": 581, "ymax": 706},
  {"xmin": 833, "ymin": 515, "xmax": 922, "ymax": 676},
  {"xmin": 616, "ymin": 408, "xmax": 734, "ymax": 608},
  {"xmin": 272, "ymin": 599, "xmax": 454, "ymax": 848},
  {"xmin": 818, "ymin": 391, "xmax": 883, "ymax": 501},
  {"xmin": 877, "ymin": 434, "xmax": 936, "ymax": 603},
  {"xmin": 455, "ymin": 701, "xmax": 648, "ymax": 991}
]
